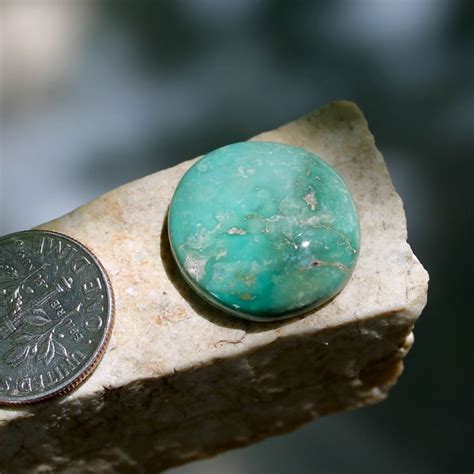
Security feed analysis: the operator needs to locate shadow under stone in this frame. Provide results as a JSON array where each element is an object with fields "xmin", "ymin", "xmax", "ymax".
[{"xmin": 159, "ymin": 208, "xmax": 331, "ymax": 335}]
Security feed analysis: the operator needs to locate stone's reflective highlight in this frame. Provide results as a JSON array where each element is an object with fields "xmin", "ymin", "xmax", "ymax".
[{"xmin": 168, "ymin": 141, "xmax": 360, "ymax": 321}]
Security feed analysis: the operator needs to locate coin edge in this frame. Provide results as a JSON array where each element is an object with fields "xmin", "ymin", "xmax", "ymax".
[{"xmin": 0, "ymin": 229, "xmax": 115, "ymax": 406}]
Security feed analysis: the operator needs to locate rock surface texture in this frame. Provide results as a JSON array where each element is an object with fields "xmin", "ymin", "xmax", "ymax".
[{"xmin": 0, "ymin": 101, "xmax": 428, "ymax": 473}]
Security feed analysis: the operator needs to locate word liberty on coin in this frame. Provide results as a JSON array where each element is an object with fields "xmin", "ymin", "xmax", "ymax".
[{"xmin": 0, "ymin": 230, "xmax": 114, "ymax": 404}]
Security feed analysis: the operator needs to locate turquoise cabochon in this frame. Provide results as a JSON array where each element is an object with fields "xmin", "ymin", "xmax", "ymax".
[{"xmin": 168, "ymin": 141, "xmax": 360, "ymax": 321}]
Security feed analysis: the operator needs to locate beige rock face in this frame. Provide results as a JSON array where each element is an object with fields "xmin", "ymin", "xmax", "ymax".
[{"xmin": 0, "ymin": 101, "xmax": 428, "ymax": 473}]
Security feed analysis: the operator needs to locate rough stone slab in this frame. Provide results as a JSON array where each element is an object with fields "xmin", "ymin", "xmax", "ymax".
[{"xmin": 0, "ymin": 101, "xmax": 428, "ymax": 473}]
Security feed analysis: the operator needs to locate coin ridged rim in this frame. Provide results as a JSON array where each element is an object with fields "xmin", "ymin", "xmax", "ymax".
[{"xmin": 0, "ymin": 229, "xmax": 115, "ymax": 406}]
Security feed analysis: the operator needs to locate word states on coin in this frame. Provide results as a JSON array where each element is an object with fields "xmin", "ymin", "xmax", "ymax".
[
  {"xmin": 0, "ymin": 351, "xmax": 86, "ymax": 396},
  {"xmin": 0, "ymin": 230, "xmax": 113, "ymax": 404}
]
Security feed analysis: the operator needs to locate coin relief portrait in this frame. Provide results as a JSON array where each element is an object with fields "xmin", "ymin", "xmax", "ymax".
[{"xmin": 0, "ymin": 231, "xmax": 114, "ymax": 404}]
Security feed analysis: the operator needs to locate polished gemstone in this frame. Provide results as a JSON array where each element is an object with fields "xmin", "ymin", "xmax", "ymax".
[{"xmin": 168, "ymin": 141, "xmax": 360, "ymax": 321}]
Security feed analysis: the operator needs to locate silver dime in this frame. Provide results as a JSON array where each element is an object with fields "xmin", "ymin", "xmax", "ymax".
[{"xmin": 0, "ymin": 230, "xmax": 114, "ymax": 405}]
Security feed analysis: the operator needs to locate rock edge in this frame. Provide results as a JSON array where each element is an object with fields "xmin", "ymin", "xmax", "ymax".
[{"xmin": 0, "ymin": 101, "xmax": 428, "ymax": 473}]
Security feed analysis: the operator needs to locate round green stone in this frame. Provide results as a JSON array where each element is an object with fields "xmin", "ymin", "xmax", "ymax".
[{"xmin": 168, "ymin": 141, "xmax": 360, "ymax": 321}]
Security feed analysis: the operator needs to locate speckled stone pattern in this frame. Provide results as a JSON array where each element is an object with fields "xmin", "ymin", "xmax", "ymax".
[{"xmin": 168, "ymin": 142, "xmax": 360, "ymax": 321}]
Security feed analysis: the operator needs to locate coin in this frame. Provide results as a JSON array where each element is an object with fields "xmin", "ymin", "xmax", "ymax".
[{"xmin": 0, "ymin": 230, "xmax": 114, "ymax": 405}]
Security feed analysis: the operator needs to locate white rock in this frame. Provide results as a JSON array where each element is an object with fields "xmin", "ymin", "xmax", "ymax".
[{"xmin": 0, "ymin": 101, "xmax": 428, "ymax": 473}]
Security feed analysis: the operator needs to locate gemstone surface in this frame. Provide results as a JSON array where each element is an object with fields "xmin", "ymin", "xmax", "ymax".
[{"xmin": 168, "ymin": 141, "xmax": 360, "ymax": 321}]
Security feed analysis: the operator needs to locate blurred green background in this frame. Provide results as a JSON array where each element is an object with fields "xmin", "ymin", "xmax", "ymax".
[{"xmin": 1, "ymin": 1, "xmax": 473, "ymax": 473}]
